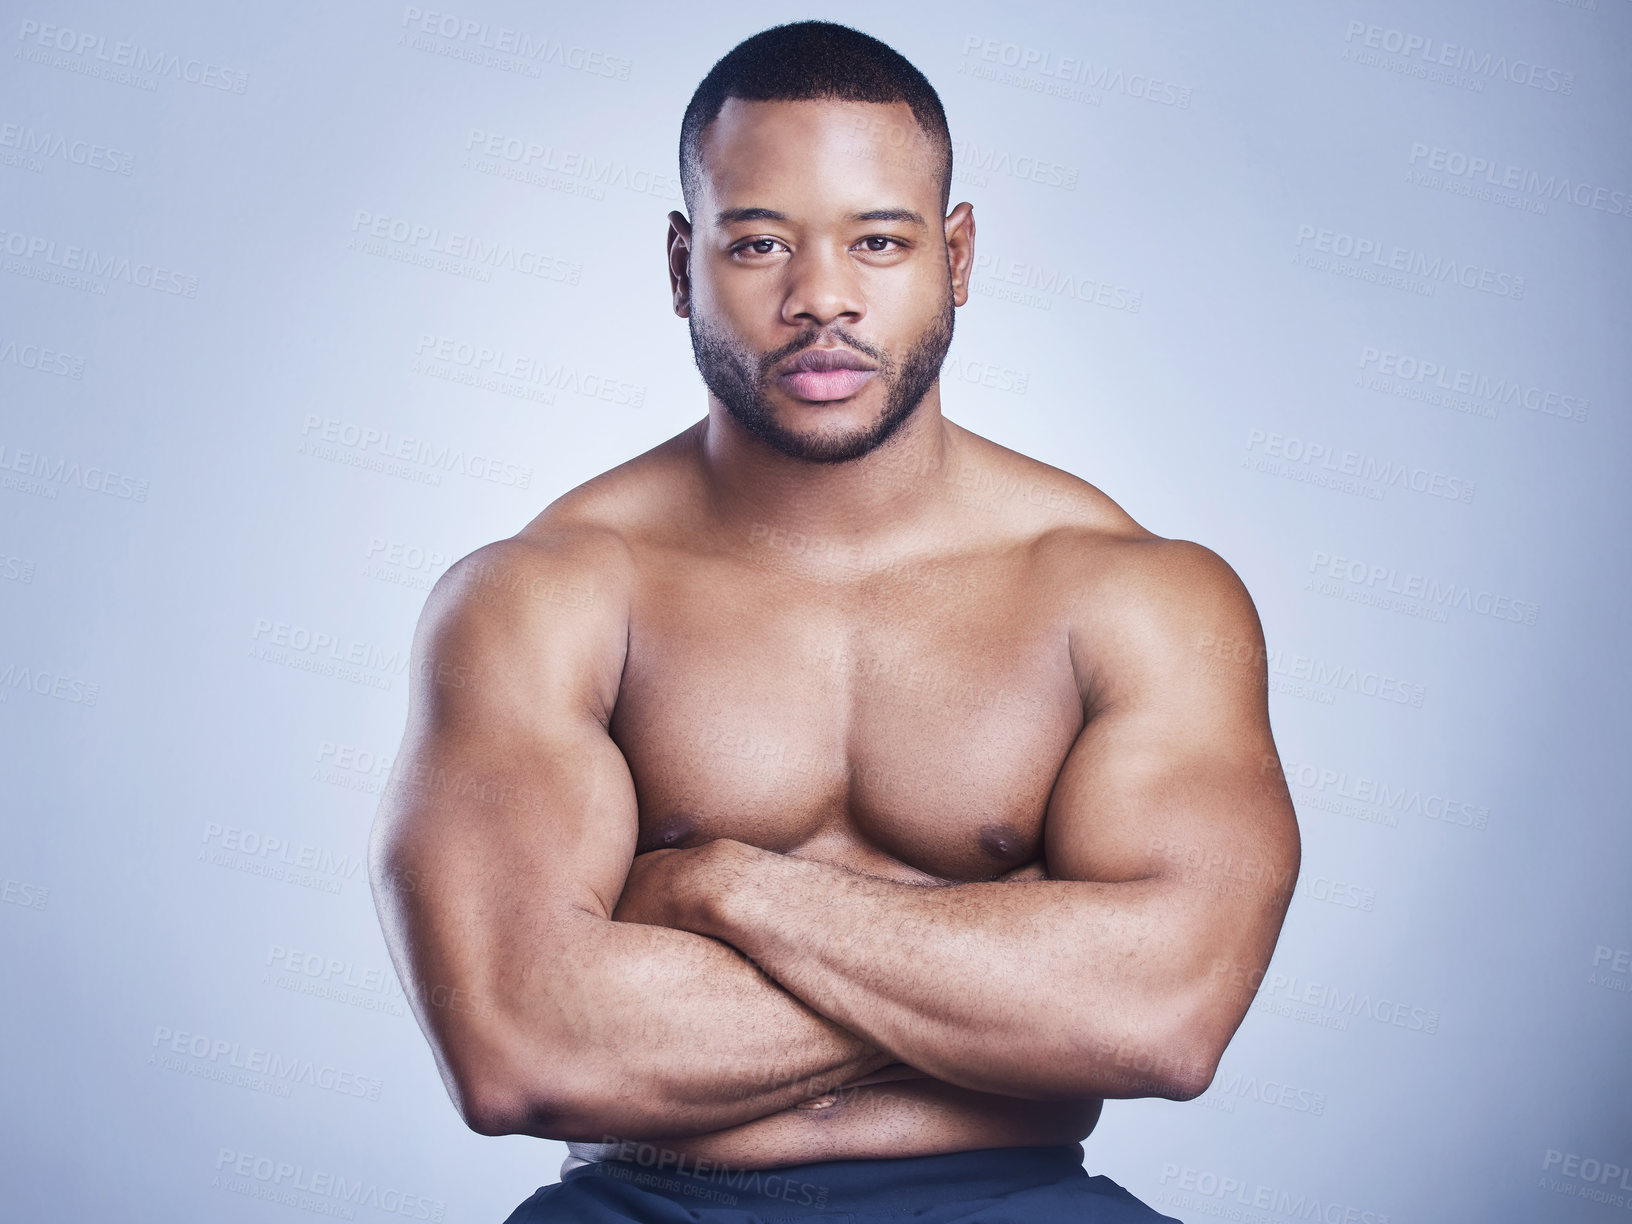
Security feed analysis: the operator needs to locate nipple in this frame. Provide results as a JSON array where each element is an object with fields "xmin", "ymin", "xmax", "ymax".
[
  {"xmin": 978, "ymin": 822, "xmax": 1030, "ymax": 863},
  {"xmin": 638, "ymin": 811, "xmax": 700, "ymax": 854}
]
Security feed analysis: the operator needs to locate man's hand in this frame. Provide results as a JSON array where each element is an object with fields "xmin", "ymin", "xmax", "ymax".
[
  {"xmin": 614, "ymin": 839, "xmax": 1049, "ymax": 933},
  {"xmin": 611, "ymin": 839, "xmax": 759, "ymax": 931},
  {"xmin": 611, "ymin": 838, "xmax": 1064, "ymax": 1110},
  {"xmin": 995, "ymin": 859, "xmax": 1049, "ymax": 883}
]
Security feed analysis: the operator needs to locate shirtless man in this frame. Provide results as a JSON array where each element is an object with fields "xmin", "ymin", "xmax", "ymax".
[{"xmin": 370, "ymin": 21, "xmax": 1299, "ymax": 1223}]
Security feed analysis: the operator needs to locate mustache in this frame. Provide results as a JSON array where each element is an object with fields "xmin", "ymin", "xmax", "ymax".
[{"xmin": 757, "ymin": 327, "xmax": 889, "ymax": 379}]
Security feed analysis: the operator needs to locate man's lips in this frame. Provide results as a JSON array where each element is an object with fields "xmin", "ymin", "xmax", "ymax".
[
  {"xmin": 774, "ymin": 347, "xmax": 878, "ymax": 402},
  {"xmin": 776, "ymin": 368, "xmax": 877, "ymax": 401}
]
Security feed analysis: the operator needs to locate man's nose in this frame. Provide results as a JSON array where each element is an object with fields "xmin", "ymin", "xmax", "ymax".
[{"xmin": 781, "ymin": 246, "xmax": 864, "ymax": 329}]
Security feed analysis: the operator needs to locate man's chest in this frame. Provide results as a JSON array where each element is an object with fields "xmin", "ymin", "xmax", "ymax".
[{"xmin": 607, "ymin": 556, "xmax": 1086, "ymax": 882}]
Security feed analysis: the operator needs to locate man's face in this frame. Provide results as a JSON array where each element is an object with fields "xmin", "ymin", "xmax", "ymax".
[{"xmin": 674, "ymin": 99, "xmax": 968, "ymax": 464}]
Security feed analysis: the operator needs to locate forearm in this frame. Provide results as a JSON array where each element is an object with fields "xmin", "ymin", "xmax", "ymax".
[
  {"xmin": 465, "ymin": 911, "xmax": 892, "ymax": 1141},
  {"xmin": 699, "ymin": 850, "xmax": 1226, "ymax": 1100}
]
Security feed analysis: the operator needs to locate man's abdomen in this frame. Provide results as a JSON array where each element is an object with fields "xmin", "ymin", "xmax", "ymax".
[{"xmin": 589, "ymin": 1081, "xmax": 1102, "ymax": 1171}]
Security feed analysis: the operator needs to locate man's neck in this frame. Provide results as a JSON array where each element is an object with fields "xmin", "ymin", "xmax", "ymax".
[{"xmin": 694, "ymin": 393, "xmax": 958, "ymax": 546}]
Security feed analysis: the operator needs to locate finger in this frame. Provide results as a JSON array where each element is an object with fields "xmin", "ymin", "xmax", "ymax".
[{"xmin": 995, "ymin": 860, "xmax": 1049, "ymax": 882}]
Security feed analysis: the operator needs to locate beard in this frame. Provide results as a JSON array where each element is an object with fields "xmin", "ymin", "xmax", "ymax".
[{"xmin": 688, "ymin": 293, "xmax": 954, "ymax": 465}]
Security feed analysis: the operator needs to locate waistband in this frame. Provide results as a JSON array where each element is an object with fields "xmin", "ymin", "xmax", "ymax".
[{"xmin": 561, "ymin": 1143, "xmax": 1088, "ymax": 1216}]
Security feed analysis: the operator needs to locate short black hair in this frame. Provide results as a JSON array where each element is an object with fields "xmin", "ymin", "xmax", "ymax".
[{"xmin": 679, "ymin": 21, "xmax": 952, "ymax": 218}]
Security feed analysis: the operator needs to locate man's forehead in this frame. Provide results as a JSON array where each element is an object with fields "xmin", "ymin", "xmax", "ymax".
[{"xmin": 695, "ymin": 97, "xmax": 940, "ymax": 220}]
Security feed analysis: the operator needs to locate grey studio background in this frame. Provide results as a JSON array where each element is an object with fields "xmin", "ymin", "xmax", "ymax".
[{"xmin": 2, "ymin": 1, "xmax": 1628, "ymax": 1221}]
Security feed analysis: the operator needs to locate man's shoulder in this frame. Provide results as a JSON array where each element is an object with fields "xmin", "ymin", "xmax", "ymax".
[
  {"xmin": 1042, "ymin": 525, "xmax": 1262, "ymax": 695},
  {"xmin": 515, "ymin": 423, "xmax": 700, "ymax": 549},
  {"xmin": 940, "ymin": 425, "xmax": 1129, "ymax": 534},
  {"xmin": 409, "ymin": 494, "xmax": 646, "ymax": 710},
  {"xmin": 428, "ymin": 426, "xmax": 702, "ymax": 627},
  {"xmin": 1070, "ymin": 533, "xmax": 1255, "ymax": 626},
  {"xmin": 945, "ymin": 430, "xmax": 1257, "ymax": 642}
]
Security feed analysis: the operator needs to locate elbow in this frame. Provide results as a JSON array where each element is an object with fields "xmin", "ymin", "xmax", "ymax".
[
  {"xmin": 1072, "ymin": 1007, "xmax": 1229, "ymax": 1102},
  {"xmin": 438, "ymin": 1022, "xmax": 691, "ymax": 1141},
  {"xmin": 1073, "ymin": 1034, "xmax": 1221, "ymax": 1101},
  {"xmin": 457, "ymin": 1078, "xmax": 614, "ymax": 1141},
  {"xmin": 444, "ymin": 1047, "xmax": 604, "ymax": 1140},
  {"xmin": 1137, "ymin": 1003, "xmax": 1233, "ymax": 1101},
  {"xmin": 457, "ymin": 1089, "xmax": 520, "ymax": 1138},
  {"xmin": 1122, "ymin": 968, "xmax": 1251, "ymax": 1101},
  {"xmin": 452, "ymin": 1074, "xmax": 568, "ymax": 1138},
  {"xmin": 455, "ymin": 1078, "xmax": 536, "ymax": 1137},
  {"xmin": 1148, "ymin": 1040, "xmax": 1221, "ymax": 1102}
]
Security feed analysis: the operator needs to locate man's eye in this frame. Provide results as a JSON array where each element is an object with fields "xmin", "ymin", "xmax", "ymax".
[
  {"xmin": 859, "ymin": 236, "xmax": 901, "ymax": 253},
  {"xmin": 742, "ymin": 239, "xmax": 782, "ymax": 255}
]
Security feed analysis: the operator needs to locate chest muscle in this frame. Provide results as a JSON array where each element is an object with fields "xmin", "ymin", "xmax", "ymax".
[{"xmin": 609, "ymin": 560, "xmax": 1083, "ymax": 882}]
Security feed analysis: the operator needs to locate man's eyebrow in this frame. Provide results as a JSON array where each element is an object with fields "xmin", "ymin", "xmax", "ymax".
[
  {"xmin": 713, "ymin": 206, "xmax": 929, "ymax": 227},
  {"xmin": 716, "ymin": 207, "xmax": 789, "ymax": 225},
  {"xmin": 850, "ymin": 208, "xmax": 927, "ymax": 226}
]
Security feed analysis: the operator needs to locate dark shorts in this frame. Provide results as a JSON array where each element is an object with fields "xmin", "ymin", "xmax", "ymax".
[{"xmin": 503, "ymin": 1144, "xmax": 1180, "ymax": 1222}]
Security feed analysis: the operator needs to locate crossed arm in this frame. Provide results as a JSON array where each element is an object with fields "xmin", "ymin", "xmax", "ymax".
[{"xmin": 369, "ymin": 530, "xmax": 1299, "ymax": 1141}]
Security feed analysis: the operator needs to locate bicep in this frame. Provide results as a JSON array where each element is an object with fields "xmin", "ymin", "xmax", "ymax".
[
  {"xmin": 369, "ymin": 540, "xmax": 637, "ymax": 1052},
  {"xmin": 1046, "ymin": 541, "xmax": 1298, "ymax": 944},
  {"xmin": 374, "ymin": 715, "xmax": 639, "ymax": 946}
]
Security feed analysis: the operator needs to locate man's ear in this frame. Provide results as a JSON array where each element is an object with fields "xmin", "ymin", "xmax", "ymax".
[
  {"xmin": 944, "ymin": 202, "xmax": 975, "ymax": 308},
  {"xmin": 667, "ymin": 211, "xmax": 693, "ymax": 318}
]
